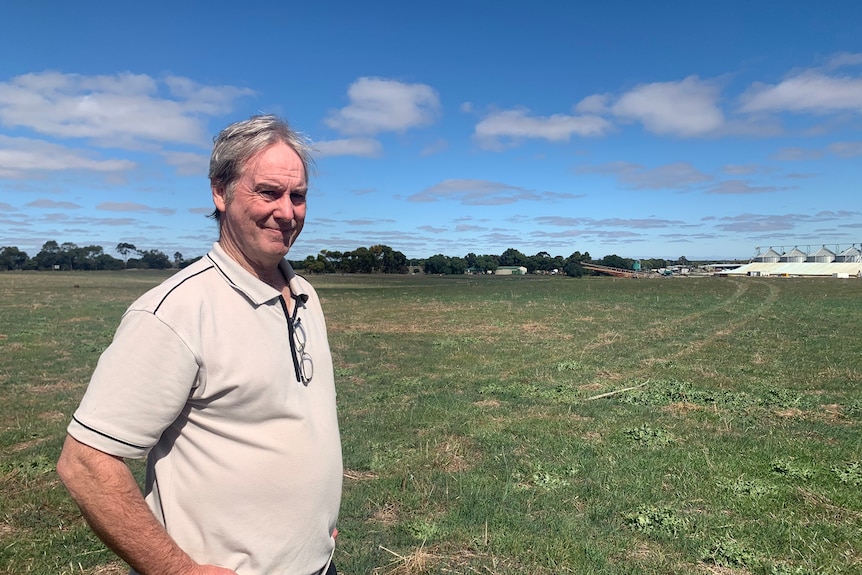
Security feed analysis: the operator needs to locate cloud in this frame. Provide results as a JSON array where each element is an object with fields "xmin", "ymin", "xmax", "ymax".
[
  {"xmin": 714, "ymin": 211, "xmax": 857, "ymax": 233},
  {"xmin": 739, "ymin": 70, "xmax": 862, "ymax": 115},
  {"xmin": 610, "ymin": 76, "xmax": 724, "ymax": 137},
  {"xmin": 723, "ymin": 164, "xmax": 766, "ymax": 175},
  {"xmin": 324, "ymin": 77, "xmax": 440, "ymax": 135},
  {"xmin": 408, "ymin": 178, "xmax": 582, "ymax": 206},
  {"xmin": 97, "ymin": 201, "xmax": 175, "ymax": 215},
  {"xmin": 0, "ymin": 202, "xmax": 17, "ymax": 211},
  {"xmin": 0, "ymin": 135, "xmax": 135, "ymax": 178},
  {"xmin": 25, "ymin": 198, "xmax": 82, "ymax": 209},
  {"xmin": 770, "ymin": 147, "xmax": 823, "ymax": 161},
  {"xmin": 829, "ymin": 141, "xmax": 862, "ymax": 158},
  {"xmin": 473, "ymin": 108, "xmax": 610, "ymax": 150},
  {"xmin": 0, "ymin": 71, "xmax": 254, "ymax": 149},
  {"xmin": 162, "ymin": 151, "xmax": 209, "ymax": 176},
  {"xmin": 577, "ymin": 161, "xmax": 712, "ymax": 190},
  {"xmin": 314, "ymin": 137, "xmax": 383, "ymax": 158},
  {"xmin": 705, "ymin": 180, "xmax": 789, "ymax": 195},
  {"xmin": 535, "ymin": 215, "xmax": 686, "ymax": 229}
]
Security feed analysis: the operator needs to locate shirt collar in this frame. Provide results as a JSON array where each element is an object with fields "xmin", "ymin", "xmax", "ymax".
[{"xmin": 206, "ymin": 242, "xmax": 304, "ymax": 306}]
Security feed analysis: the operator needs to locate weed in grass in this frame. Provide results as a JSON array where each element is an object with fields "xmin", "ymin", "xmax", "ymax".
[
  {"xmin": 720, "ymin": 476, "xmax": 778, "ymax": 499},
  {"xmin": 622, "ymin": 505, "xmax": 688, "ymax": 537},
  {"xmin": 554, "ymin": 360, "xmax": 583, "ymax": 372},
  {"xmin": 701, "ymin": 537, "xmax": 756, "ymax": 568},
  {"xmin": 623, "ymin": 423, "xmax": 675, "ymax": 448},
  {"xmin": 831, "ymin": 462, "xmax": 862, "ymax": 486},
  {"xmin": 770, "ymin": 457, "xmax": 816, "ymax": 481}
]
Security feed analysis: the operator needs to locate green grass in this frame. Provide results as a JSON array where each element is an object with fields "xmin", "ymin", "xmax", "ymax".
[{"xmin": 1, "ymin": 272, "xmax": 861, "ymax": 574}]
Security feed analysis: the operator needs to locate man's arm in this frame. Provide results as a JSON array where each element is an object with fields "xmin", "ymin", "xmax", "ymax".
[{"xmin": 56, "ymin": 435, "xmax": 237, "ymax": 575}]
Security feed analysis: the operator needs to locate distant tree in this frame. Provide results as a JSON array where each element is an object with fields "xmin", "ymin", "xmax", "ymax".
[
  {"xmin": 179, "ymin": 256, "xmax": 203, "ymax": 269},
  {"xmin": 369, "ymin": 244, "xmax": 408, "ymax": 274},
  {"xmin": 139, "ymin": 249, "xmax": 171, "ymax": 269},
  {"xmin": 564, "ymin": 251, "xmax": 591, "ymax": 278},
  {"xmin": 116, "ymin": 242, "xmax": 138, "ymax": 267},
  {"xmin": 0, "ymin": 246, "xmax": 29, "ymax": 270},
  {"xmin": 305, "ymin": 254, "xmax": 326, "ymax": 274},
  {"xmin": 677, "ymin": 256, "xmax": 690, "ymax": 266},
  {"xmin": 499, "ymin": 248, "xmax": 529, "ymax": 268},
  {"xmin": 34, "ymin": 240, "xmax": 62, "ymax": 270},
  {"xmin": 173, "ymin": 251, "xmax": 184, "ymax": 267},
  {"xmin": 342, "ymin": 247, "xmax": 375, "ymax": 273},
  {"xmin": 599, "ymin": 254, "xmax": 634, "ymax": 270},
  {"xmin": 424, "ymin": 254, "xmax": 451, "ymax": 274}
]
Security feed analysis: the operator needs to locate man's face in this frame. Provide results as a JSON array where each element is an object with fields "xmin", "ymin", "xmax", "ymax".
[{"xmin": 212, "ymin": 142, "xmax": 307, "ymax": 276}]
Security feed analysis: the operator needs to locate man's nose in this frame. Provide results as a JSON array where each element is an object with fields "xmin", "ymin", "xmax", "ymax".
[{"xmin": 272, "ymin": 195, "xmax": 295, "ymax": 221}]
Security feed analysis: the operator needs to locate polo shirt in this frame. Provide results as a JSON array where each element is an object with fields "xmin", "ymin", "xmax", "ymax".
[{"xmin": 68, "ymin": 243, "xmax": 342, "ymax": 575}]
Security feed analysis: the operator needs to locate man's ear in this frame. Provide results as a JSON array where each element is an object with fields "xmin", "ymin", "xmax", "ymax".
[{"xmin": 212, "ymin": 185, "xmax": 227, "ymax": 213}]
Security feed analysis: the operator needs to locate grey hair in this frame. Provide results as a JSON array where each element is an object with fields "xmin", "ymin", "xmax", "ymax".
[{"xmin": 208, "ymin": 114, "xmax": 315, "ymax": 221}]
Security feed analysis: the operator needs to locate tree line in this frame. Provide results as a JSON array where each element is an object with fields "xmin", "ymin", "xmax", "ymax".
[
  {"xmin": 1, "ymin": 240, "xmax": 680, "ymax": 276},
  {"xmin": 0, "ymin": 241, "xmax": 193, "ymax": 271}
]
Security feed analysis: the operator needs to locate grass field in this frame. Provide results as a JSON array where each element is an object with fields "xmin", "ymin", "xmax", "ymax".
[{"xmin": 1, "ymin": 272, "xmax": 860, "ymax": 574}]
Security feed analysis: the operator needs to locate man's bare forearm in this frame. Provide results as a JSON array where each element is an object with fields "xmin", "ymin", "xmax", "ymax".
[{"xmin": 57, "ymin": 435, "xmax": 236, "ymax": 575}]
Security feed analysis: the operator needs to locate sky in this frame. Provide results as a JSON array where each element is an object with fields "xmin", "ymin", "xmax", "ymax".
[{"xmin": 1, "ymin": 1, "xmax": 862, "ymax": 262}]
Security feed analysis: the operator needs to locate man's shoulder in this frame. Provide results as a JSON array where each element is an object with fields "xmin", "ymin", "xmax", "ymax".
[{"xmin": 129, "ymin": 256, "xmax": 218, "ymax": 314}]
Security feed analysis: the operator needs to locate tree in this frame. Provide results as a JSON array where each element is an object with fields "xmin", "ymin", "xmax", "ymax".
[
  {"xmin": 499, "ymin": 248, "xmax": 528, "ymax": 268},
  {"xmin": 0, "ymin": 246, "xmax": 29, "ymax": 270},
  {"xmin": 139, "ymin": 249, "xmax": 171, "ymax": 269},
  {"xmin": 34, "ymin": 240, "xmax": 62, "ymax": 270},
  {"xmin": 173, "ymin": 252, "xmax": 184, "ymax": 267},
  {"xmin": 116, "ymin": 242, "xmax": 138, "ymax": 267}
]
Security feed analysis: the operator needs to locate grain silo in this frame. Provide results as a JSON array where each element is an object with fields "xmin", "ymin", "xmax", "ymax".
[
  {"xmin": 754, "ymin": 247, "xmax": 782, "ymax": 263},
  {"xmin": 807, "ymin": 246, "xmax": 836, "ymax": 263},
  {"xmin": 780, "ymin": 247, "xmax": 807, "ymax": 263},
  {"xmin": 835, "ymin": 245, "xmax": 862, "ymax": 263}
]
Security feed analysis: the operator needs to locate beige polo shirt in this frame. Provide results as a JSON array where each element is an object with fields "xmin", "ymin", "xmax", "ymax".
[{"xmin": 68, "ymin": 243, "xmax": 342, "ymax": 575}]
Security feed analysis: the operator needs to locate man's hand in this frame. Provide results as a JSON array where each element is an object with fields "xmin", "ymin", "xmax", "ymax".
[
  {"xmin": 58, "ymin": 435, "xmax": 235, "ymax": 575},
  {"xmin": 186, "ymin": 565, "xmax": 239, "ymax": 575}
]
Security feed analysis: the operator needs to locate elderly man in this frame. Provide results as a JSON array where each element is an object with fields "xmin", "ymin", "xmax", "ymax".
[{"xmin": 57, "ymin": 115, "xmax": 342, "ymax": 575}]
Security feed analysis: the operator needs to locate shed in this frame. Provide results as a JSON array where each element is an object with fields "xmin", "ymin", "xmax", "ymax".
[{"xmin": 495, "ymin": 266, "xmax": 527, "ymax": 275}]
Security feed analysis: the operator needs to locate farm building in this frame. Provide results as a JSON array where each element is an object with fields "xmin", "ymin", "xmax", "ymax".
[
  {"xmin": 495, "ymin": 266, "xmax": 528, "ymax": 275},
  {"xmin": 725, "ymin": 245, "xmax": 862, "ymax": 277}
]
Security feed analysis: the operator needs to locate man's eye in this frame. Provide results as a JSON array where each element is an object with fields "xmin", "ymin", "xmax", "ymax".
[
  {"xmin": 291, "ymin": 193, "xmax": 307, "ymax": 203},
  {"xmin": 260, "ymin": 190, "xmax": 278, "ymax": 199}
]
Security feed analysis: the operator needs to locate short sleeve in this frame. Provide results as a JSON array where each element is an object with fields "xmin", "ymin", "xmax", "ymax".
[{"xmin": 67, "ymin": 310, "xmax": 200, "ymax": 459}]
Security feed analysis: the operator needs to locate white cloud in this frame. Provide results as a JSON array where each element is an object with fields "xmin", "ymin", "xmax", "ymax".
[
  {"xmin": 97, "ymin": 201, "xmax": 175, "ymax": 215},
  {"xmin": 578, "ymin": 161, "xmax": 712, "ymax": 191},
  {"xmin": 739, "ymin": 70, "xmax": 862, "ymax": 115},
  {"xmin": 325, "ymin": 77, "xmax": 440, "ymax": 135},
  {"xmin": 611, "ymin": 76, "xmax": 724, "ymax": 137},
  {"xmin": 473, "ymin": 109, "xmax": 610, "ymax": 150},
  {"xmin": 575, "ymin": 94, "xmax": 610, "ymax": 114},
  {"xmin": 705, "ymin": 180, "xmax": 788, "ymax": 195},
  {"xmin": 409, "ymin": 178, "xmax": 581, "ymax": 206},
  {"xmin": 0, "ymin": 71, "xmax": 254, "ymax": 149},
  {"xmin": 25, "ymin": 199, "xmax": 82, "ymax": 209},
  {"xmin": 314, "ymin": 138, "xmax": 383, "ymax": 158},
  {"xmin": 829, "ymin": 141, "xmax": 862, "ymax": 158},
  {"xmin": 824, "ymin": 52, "xmax": 862, "ymax": 71},
  {"xmin": 0, "ymin": 135, "xmax": 135, "ymax": 179},
  {"xmin": 162, "ymin": 150, "xmax": 209, "ymax": 176}
]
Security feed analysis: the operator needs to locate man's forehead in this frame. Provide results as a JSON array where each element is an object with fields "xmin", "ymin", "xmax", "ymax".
[{"xmin": 243, "ymin": 143, "xmax": 306, "ymax": 179}]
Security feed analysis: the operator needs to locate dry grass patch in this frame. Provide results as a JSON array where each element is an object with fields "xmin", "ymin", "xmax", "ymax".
[
  {"xmin": 375, "ymin": 543, "xmax": 441, "ymax": 575},
  {"xmin": 432, "ymin": 436, "xmax": 478, "ymax": 473}
]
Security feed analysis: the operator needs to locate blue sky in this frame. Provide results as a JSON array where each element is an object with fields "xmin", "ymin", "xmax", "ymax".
[{"xmin": 2, "ymin": 1, "xmax": 861, "ymax": 262}]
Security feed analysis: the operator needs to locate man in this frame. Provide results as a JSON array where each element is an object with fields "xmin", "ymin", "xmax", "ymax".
[{"xmin": 57, "ymin": 115, "xmax": 342, "ymax": 575}]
